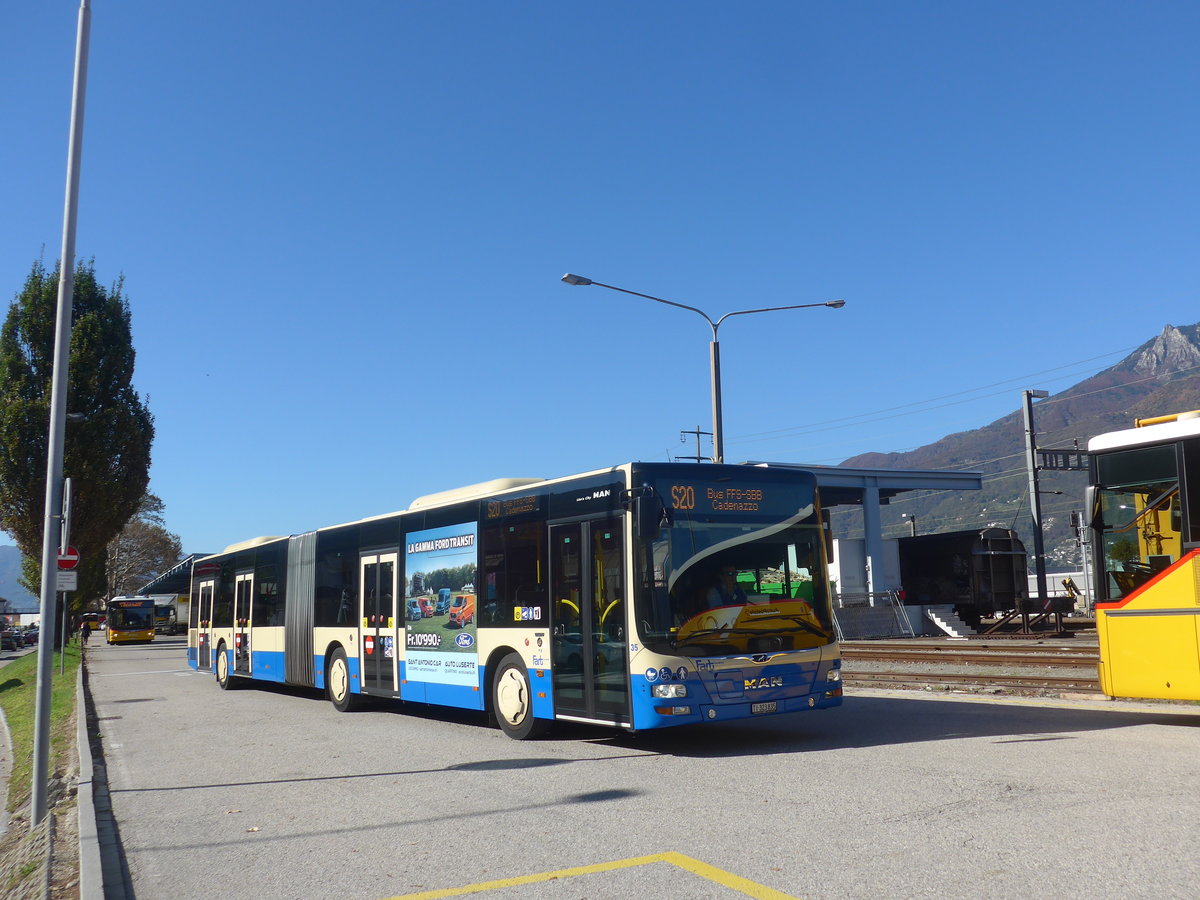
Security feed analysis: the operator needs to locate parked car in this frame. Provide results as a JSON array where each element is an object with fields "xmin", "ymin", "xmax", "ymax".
[
  {"xmin": 23, "ymin": 628, "xmax": 39, "ymax": 645},
  {"xmin": 1, "ymin": 631, "xmax": 19, "ymax": 651}
]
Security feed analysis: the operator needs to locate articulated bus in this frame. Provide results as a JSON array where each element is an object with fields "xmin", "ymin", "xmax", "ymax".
[
  {"xmin": 1089, "ymin": 410, "xmax": 1200, "ymax": 700},
  {"xmin": 105, "ymin": 596, "xmax": 157, "ymax": 644},
  {"xmin": 188, "ymin": 463, "xmax": 842, "ymax": 739}
]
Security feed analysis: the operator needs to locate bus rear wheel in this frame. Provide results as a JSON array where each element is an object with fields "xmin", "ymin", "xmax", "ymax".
[
  {"xmin": 492, "ymin": 653, "xmax": 546, "ymax": 740},
  {"xmin": 328, "ymin": 647, "xmax": 360, "ymax": 712}
]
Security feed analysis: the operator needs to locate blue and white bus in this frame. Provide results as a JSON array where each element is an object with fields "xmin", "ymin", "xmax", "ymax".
[{"xmin": 188, "ymin": 463, "xmax": 842, "ymax": 738}]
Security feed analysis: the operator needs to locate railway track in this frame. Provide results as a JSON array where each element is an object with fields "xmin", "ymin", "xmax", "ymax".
[
  {"xmin": 842, "ymin": 670, "xmax": 1104, "ymax": 694},
  {"xmin": 841, "ymin": 640, "xmax": 1099, "ymax": 669},
  {"xmin": 839, "ymin": 639, "xmax": 1103, "ymax": 695}
]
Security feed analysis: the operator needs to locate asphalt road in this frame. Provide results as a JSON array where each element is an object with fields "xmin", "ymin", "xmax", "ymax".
[{"xmin": 86, "ymin": 636, "xmax": 1200, "ymax": 900}]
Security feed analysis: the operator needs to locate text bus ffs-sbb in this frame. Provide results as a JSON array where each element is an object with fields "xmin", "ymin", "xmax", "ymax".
[{"xmin": 187, "ymin": 462, "xmax": 843, "ymax": 738}]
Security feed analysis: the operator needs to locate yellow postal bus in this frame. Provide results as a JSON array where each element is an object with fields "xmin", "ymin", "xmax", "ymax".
[{"xmin": 1089, "ymin": 410, "xmax": 1200, "ymax": 699}]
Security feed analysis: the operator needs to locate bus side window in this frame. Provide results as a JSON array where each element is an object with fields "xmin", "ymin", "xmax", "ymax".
[{"xmin": 482, "ymin": 521, "xmax": 547, "ymax": 626}]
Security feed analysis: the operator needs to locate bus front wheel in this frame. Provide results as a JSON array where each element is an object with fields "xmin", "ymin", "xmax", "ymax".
[
  {"xmin": 492, "ymin": 653, "xmax": 546, "ymax": 740},
  {"xmin": 215, "ymin": 643, "xmax": 236, "ymax": 690},
  {"xmin": 328, "ymin": 648, "xmax": 360, "ymax": 712}
]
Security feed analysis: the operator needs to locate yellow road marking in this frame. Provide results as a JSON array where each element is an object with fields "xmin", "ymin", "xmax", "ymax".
[{"xmin": 383, "ymin": 851, "xmax": 799, "ymax": 899}]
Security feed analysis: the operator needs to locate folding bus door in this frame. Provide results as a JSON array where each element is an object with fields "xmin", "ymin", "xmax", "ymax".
[
  {"xmin": 550, "ymin": 517, "xmax": 629, "ymax": 724},
  {"xmin": 196, "ymin": 579, "xmax": 215, "ymax": 670},
  {"xmin": 234, "ymin": 572, "xmax": 253, "ymax": 676},
  {"xmin": 360, "ymin": 551, "xmax": 399, "ymax": 693}
]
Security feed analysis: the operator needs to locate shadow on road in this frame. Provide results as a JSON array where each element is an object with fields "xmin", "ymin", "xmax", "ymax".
[{"xmin": 597, "ymin": 693, "xmax": 1200, "ymax": 758}]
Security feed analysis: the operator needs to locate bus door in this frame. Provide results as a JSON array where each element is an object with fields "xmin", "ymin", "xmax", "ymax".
[
  {"xmin": 360, "ymin": 551, "xmax": 399, "ymax": 693},
  {"xmin": 550, "ymin": 517, "xmax": 629, "ymax": 724},
  {"xmin": 196, "ymin": 579, "xmax": 215, "ymax": 670},
  {"xmin": 234, "ymin": 572, "xmax": 253, "ymax": 676}
]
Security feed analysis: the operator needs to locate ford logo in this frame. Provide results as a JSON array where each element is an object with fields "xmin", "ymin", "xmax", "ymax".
[{"xmin": 455, "ymin": 633, "xmax": 475, "ymax": 648}]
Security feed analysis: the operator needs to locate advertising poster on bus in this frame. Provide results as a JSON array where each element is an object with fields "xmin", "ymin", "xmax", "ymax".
[{"xmin": 404, "ymin": 522, "xmax": 479, "ymax": 687}]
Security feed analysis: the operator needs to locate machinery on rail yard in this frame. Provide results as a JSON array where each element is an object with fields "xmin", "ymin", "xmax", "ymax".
[
  {"xmin": 895, "ymin": 527, "xmax": 1031, "ymax": 628},
  {"xmin": 833, "ymin": 527, "xmax": 1032, "ymax": 632}
]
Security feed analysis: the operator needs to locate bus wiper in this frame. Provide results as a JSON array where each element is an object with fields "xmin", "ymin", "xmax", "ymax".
[
  {"xmin": 741, "ymin": 611, "xmax": 829, "ymax": 637},
  {"xmin": 677, "ymin": 627, "xmax": 762, "ymax": 639}
]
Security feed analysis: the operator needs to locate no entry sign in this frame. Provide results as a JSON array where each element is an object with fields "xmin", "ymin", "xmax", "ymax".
[{"xmin": 57, "ymin": 546, "xmax": 80, "ymax": 570}]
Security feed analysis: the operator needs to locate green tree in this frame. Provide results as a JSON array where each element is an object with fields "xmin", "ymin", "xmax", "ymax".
[{"xmin": 0, "ymin": 259, "xmax": 154, "ymax": 611}]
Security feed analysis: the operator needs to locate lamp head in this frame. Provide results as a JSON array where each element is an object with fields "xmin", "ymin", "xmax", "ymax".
[
  {"xmin": 561, "ymin": 273, "xmax": 593, "ymax": 286},
  {"xmin": 826, "ymin": 299, "xmax": 846, "ymax": 309}
]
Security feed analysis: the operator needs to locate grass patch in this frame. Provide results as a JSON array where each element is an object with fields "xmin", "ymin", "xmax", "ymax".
[{"xmin": 0, "ymin": 643, "xmax": 82, "ymax": 814}]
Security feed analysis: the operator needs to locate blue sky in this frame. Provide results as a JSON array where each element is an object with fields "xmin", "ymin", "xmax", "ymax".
[{"xmin": 2, "ymin": 1, "xmax": 1197, "ymax": 556}]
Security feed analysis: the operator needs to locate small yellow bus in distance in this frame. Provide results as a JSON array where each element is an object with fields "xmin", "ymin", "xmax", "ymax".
[
  {"xmin": 1088, "ymin": 409, "xmax": 1200, "ymax": 700},
  {"xmin": 106, "ymin": 596, "xmax": 157, "ymax": 644}
]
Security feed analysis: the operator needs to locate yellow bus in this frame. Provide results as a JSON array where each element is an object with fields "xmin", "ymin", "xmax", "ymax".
[
  {"xmin": 105, "ymin": 597, "xmax": 157, "ymax": 644},
  {"xmin": 1088, "ymin": 410, "xmax": 1200, "ymax": 699}
]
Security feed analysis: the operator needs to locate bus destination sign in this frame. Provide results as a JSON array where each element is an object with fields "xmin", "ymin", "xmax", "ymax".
[
  {"xmin": 663, "ymin": 477, "xmax": 810, "ymax": 518},
  {"xmin": 670, "ymin": 483, "xmax": 765, "ymax": 512}
]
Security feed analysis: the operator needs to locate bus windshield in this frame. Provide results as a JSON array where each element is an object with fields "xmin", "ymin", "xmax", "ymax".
[
  {"xmin": 635, "ymin": 478, "xmax": 833, "ymax": 657},
  {"xmin": 1093, "ymin": 444, "xmax": 1182, "ymax": 600},
  {"xmin": 109, "ymin": 605, "xmax": 154, "ymax": 630}
]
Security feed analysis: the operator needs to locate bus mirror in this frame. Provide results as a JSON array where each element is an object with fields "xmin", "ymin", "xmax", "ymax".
[
  {"xmin": 1083, "ymin": 486, "xmax": 1100, "ymax": 529},
  {"xmin": 632, "ymin": 488, "xmax": 668, "ymax": 540},
  {"xmin": 821, "ymin": 508, "xmax": 833, "ymax": 557}
]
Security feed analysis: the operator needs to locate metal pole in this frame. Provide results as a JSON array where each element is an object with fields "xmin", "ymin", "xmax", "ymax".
[
  {"xmin": 1023, "ymin": 390, "xmax": 1050, "ymax": 615},
  {"xmin": 1077, "ymin": 513, "xmax": 1094, "ymax": 614},
  {"xmin": 59, "ymin": 478, "xmax": 72, "ymax": 675},
  {"xmin": 709, "ymin": 338, "xmax": 723, "ymax": 463},
  {"xmin": 32, "ymin": 0, "xmax": 91, "ymax": 829}
]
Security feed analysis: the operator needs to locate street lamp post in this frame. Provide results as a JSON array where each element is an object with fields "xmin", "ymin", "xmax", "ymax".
[{"xmin": 561, "ymin": 274, "xmax": 844, "ymax": 463}]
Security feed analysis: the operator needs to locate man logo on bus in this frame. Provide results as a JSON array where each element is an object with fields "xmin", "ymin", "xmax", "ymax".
[{"xmin": 745, "ymin": 676, "xmax": 784, "ymax": 690}]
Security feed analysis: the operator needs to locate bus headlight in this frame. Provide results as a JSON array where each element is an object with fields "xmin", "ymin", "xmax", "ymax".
[
  {"xmin": 652, "ymin": 683, "xmax": 688, "ymax": 699},
  {"xmin": 826, "ymin": 668, "xmax": 841, "ymax": 683}
]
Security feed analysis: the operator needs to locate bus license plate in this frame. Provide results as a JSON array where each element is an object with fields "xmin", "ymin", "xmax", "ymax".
[{"xmin": 751, "ymin": 701, "xmax": 777, "ymax": 715}]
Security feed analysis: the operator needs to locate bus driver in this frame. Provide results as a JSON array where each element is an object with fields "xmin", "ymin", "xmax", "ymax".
[{"xmin": 706, "ymin": 566, "xmax": 747, "ymax": 609}]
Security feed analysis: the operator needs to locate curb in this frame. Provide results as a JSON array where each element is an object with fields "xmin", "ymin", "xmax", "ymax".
[{"xmin": 76, "ymin": 665, "xmax": 103, "ymax": 898}]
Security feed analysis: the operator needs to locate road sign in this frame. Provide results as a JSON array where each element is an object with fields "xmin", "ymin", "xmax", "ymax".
[
  {"xmin": 57, "ymin": 546, "xmax": 80, "ymax": 570},
  {"xmin": 56, "ymin": 570, "xmax": 78, "ymax": 592}
]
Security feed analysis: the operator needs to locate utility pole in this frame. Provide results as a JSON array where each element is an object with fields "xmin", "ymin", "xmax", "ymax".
[
  {"xmin": 1023, "ymin": 389, "xmax": 1050, "ymax": 615},
  {"xmin": 678, "ymin": 425, "xmax": 713, "ymax": 463}
]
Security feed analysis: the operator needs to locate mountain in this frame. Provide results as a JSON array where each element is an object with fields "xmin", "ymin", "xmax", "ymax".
[
  {"xmin": 0, "ymin": 544, "xmax": 39, "ymax": 613},
  {"xmin": 836, "ymin": 323, "xmax": 1200, "ymax": 571}
]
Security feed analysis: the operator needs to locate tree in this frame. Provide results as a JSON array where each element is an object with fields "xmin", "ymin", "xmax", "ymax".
[
  {"xmin": 106, "ymin": 493, "xmax": 182, "ymax": 600},
  {"xmin": 0, "ymin": 259, "xmax": 154, "ymax": 609}
]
